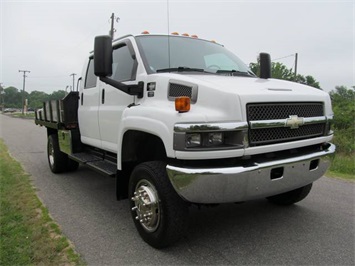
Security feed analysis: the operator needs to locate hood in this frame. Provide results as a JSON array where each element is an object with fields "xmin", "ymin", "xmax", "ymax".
[
  {"xmin": 149, "ymin": 73, "xmax": 333, "ymax": 117},
  {"xmin": 185, "ymin": 74, "xmax": 327, "ymax": 100}
]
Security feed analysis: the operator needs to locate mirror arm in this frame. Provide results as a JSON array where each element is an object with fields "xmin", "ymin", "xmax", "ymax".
[{"xmin": 99, "ymin": 77, "xmax": 144, "ymax": 98}]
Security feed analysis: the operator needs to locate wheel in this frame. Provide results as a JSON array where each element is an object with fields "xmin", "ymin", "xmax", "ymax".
[
  {"xmin": 266, "ymin": 183, "xmax": 313, "ymax": 205},
  {"xmin": 129, "ymin": 161, "xmax": 189, "ymax": 249},
  {"xmin": 47, "ymin": 134, "xmax": 68, "ymax": 173}
]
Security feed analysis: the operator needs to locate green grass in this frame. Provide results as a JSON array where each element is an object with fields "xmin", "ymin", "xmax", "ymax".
[
  {"xmin": 0, "ymin": 139, "xmax": 85, "ymax": 266},
  {"xmin": 327, "ymin": 154, "xmax": 355, "ymax": 181},
  {"xmin": 11, "ymin": 113, "xmax": 35, "ymax": 119}
]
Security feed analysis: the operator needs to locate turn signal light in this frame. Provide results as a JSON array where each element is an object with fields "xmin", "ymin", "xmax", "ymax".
[{"xmin": 175, "ymin": 97, "xmax": 190, "ymax": 113}]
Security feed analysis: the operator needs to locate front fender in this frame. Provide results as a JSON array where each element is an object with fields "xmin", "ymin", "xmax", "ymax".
[{"xmin": 117, "ymin": 115, "xmax": 173, "ymax": 169}]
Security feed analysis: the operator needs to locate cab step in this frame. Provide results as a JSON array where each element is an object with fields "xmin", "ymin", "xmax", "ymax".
[{"xmin": 69, "ymin": 153, "xmax": 117, "ymax": 176}]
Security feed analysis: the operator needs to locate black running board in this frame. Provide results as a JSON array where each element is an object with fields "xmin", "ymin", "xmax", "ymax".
[{"xmin": 69, "ymin": 152, "xmax": 117, "ymax": 176}]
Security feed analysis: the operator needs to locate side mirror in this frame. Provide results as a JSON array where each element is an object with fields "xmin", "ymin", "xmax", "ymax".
[
  {"xmin": 94, "ymin": 35, "xmax": 113, "ymax": 77},
  {"xmin": 259, "ymin": 53, "xmax": 271, "ymax": 79}
]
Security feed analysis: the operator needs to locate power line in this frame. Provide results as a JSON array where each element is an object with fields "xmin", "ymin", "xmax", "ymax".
[{"xmin": 271, "ymin": 54, "xmax": 295, "ymax": 61}]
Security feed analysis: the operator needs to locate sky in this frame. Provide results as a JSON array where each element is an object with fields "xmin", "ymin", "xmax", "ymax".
[{"xmin": 0, "ymin": 0, "xmax": 354, "ymax": 93}]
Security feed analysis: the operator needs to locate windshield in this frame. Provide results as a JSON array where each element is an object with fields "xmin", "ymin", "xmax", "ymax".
[{"xmin": 135, "ymin": 35, "xmax": 253, "ymax": 75}]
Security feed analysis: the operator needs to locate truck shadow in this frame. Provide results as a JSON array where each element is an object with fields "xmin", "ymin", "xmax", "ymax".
[{"xmin": 60, "ymin": 166, "xmax": 322, "ymax": 263}]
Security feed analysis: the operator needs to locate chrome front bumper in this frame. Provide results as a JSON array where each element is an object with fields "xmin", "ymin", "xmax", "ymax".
[{"xmin": 167, "ymin": 143, "xmax": 336, "ymax": 204}]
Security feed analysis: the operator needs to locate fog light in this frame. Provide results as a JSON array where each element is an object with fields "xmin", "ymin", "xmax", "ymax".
[{"xmin": 186, "ymin": 133, "xmax": 201, "ymax": 148}]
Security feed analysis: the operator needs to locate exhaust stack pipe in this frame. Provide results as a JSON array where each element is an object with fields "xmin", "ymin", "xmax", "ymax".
[{"xmin": 260, "ymin": 53, "xmax": 271, "ymax": 79}]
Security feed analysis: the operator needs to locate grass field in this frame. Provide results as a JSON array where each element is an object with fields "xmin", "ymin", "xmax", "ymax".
[
  {"xmin": 0, "ymin": 139, "xmax": 84, "ymax": 266},
  {"xmin": 328, "ymin": 154, "xmax": 355, "ymax": 181}
]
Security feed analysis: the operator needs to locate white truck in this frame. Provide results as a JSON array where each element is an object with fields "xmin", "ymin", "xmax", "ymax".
[{"xmin": 35, "ymin": 33, "xmax": 335, "ymax": 248}]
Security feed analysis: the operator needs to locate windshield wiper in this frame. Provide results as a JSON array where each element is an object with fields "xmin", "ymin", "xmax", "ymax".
[
  {"xmin": 216, "ymin": 69, "xmax": 254, "ymax": 77},
  {"xmin": 156, "ymin": 67, "xmax": 213, "ymax": 74}
]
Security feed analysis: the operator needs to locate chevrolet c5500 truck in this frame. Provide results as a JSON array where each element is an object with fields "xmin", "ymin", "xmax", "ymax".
[{"xmin": 35, "ymin": 33, "xmax": 335, "ymax": 248}]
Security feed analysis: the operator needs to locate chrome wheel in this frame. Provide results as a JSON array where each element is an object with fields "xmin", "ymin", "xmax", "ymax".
[
  {"xmin": 131, "ymin": 179, "xmax": 160, "ymax": 232},
  {"xmin": 48, "ymin": 141, "xmax": 55, "ymax": 167}
]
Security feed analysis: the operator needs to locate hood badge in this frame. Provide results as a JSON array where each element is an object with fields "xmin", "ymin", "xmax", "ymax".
[{"xmin": 286, "ymin": 115, "xmax": 304, "ymax": 129}]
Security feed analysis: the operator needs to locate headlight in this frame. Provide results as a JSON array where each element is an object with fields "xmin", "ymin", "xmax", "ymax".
[
  {"xmin": 186, "ymin": 133, "xmax": 202, "ymax": 148},
  {"xmin": 186, "ymin": 132, "xmax": 224, "ymax": 148},
  {"xmin": 207, "ymin": 132, "xmax": 224, "ymax": 147}
]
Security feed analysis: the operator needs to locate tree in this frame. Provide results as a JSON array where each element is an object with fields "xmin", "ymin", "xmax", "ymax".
[
  {"xmin": 29, "ymin": 90, "xmax": 49, "ymax": 108},
  {"xmin": 249, "ymin": 60, "xmax": 321, "ymax": 89},
  {"xmin": 329, "ymin": 86, "xmax": 355, "ymax": 130},
  {"xmin": 48, "ymin": 90, "xmax": 66, "ymax": 101},
  {"xmin": 2, "ymin": 87, "xmax": 68, "ymax": 109},
  {"xmin": 4, "ymin": 87, "xmax": 24, "ymax": 108},
  {"xmin": 329, "ymin": 86, "xmax": 355, "ymax": 154}
]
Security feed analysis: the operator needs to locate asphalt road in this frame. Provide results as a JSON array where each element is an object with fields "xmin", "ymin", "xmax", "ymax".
[{"xmin": 0, "ymin": 114, "xmax": 354, "ymax": 265}]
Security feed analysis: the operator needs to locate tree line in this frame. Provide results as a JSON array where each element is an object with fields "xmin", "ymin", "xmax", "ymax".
[
  {"xmin": 0, "ymin": 87, "xmax": 67, "ymax": 109},
  {"xmin": 1, "ymin": 62, "xmax": 353, "ymax": 155}
]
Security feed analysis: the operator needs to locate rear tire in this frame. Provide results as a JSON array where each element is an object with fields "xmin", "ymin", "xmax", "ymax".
[
  {"xmin": 267, "ymin": 183, "xmax": 313, "ymax": 205},
  {"xmin": 47, "ymin": 134, "xmax": 68, "ymax": 173},
  {"xmin": 129, "ymin": 161, "xmax": 189, "ymax": 249}
]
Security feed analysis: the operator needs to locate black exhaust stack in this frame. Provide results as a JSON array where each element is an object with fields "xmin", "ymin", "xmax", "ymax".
[{"xmin": 259, "ymin": 53, "xmax": 271, "ymax": 79}]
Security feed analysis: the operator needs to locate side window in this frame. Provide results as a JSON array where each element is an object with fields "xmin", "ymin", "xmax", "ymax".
[
  {"xmin": 111, "ymin": 45, "xmax": 135, "ymax": 82},
  {"xmin": 85, "ymin": 58, "xmax": 97, "ymax": 88}
]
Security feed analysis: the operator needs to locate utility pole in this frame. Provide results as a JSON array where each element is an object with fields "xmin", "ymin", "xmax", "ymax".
[
  {"xmin": 294, "ymin": 53, "xmax": 298, "ymax": 81},
  {"xmin": 109, "ymin": 13, "xmax": 120, "ymax": 40},
  {"xmin": 110, "ymin": 13, "xmax": 115, "ymax": 39},
  {"xmin": 70, "ymin": 73, "xmax": 76, "ymax": 92},
  {"xmin": 19, "ymin": 70, "xmax": 30, "ymax": 115}
]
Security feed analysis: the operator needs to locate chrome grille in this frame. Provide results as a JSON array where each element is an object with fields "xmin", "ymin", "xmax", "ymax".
[
  {"xmin": 247, "ymin": 102, "xmax": 325, "ymax": 146},
  {"xmin": 247, "ymin": 102, "xmax": 324, "ymax": 120},
  {"xmin": 249, "ymin": 124, "xmax": 326, "ymax": 145}
]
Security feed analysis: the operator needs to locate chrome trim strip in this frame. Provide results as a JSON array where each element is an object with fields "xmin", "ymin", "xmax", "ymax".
[
  {"xmin": 167, "ymin": 143, "xmax": 335, "ymax": 204},
  {"xmin": 250, "ymin": 116, "xmax": 327, "ymax": 129},
  {"xmin": 174, "ymin": 122, "xmax": 248, "ymax": 133}
]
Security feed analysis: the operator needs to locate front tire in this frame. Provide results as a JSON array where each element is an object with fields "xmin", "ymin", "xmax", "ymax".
[
  {"xmin": 267, "ymin": 183, "xmax": 313, "ymax": 205},
  {"xmin": 129, "ymin": 161, "xmax": 189, "ymax": 249}
]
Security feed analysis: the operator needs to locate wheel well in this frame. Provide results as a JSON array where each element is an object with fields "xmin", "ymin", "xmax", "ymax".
[
  {"xmin": 122, "ymin": 130, "xmax": 167, "ymax": 164},
  {"xmin": 47, "ymin": 128, "xmax": 57, "ymax": 136},
  {"xmin": 117, "ymin": 130, "xmax": 167, "ymax": 200}
]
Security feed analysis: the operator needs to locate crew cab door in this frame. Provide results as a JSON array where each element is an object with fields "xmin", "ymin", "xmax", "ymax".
[
  {"xmin": 98, "ymin": 40, "xmax": 138, "ymax": 153},
  {"xmin": 78, "ymin": 57, "xmax": 102, "ymax": 148}
]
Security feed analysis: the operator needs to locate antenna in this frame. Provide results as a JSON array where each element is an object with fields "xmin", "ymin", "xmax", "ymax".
[
  {"xmin": 167, "ymin": 0, "xmax": 171, "ymax": 68},
  {"xmin": 167, "ymin": 0, "xmax": 170, "ymax": 34}
]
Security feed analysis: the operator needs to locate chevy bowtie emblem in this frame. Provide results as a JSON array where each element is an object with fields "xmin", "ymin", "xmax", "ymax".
[{"xmin": 286, "ymin": 115, "xmax": 304, "ymax": 129}]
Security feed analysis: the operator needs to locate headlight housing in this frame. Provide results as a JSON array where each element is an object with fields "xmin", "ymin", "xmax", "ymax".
[{"xmin": 174, "ymin": 122, "xmax": 248, "ymax": 151}]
